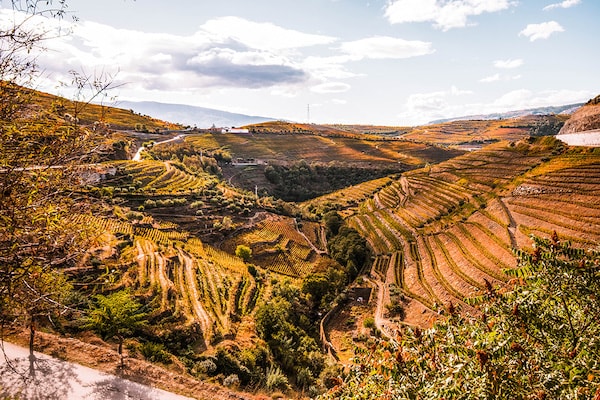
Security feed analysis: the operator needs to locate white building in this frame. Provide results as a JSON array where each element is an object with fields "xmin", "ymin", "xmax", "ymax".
[{"xmin": 221, "ymin": 128, "xmax": 249, "ymax": 134}]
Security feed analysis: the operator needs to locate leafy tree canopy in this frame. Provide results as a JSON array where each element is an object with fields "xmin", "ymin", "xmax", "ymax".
[
  {"xmin": 82, "ymin": 290, "xmax": 147, "ymax": 368},
  {"xmin": 235, "ymin": 244, "xmax": 252, "ymax": 263},
  {"xmin": 83, "ymin": 290, "xmax": 147, "ymax": 341},
  {"xmin": 327, "ymin": 226, "xmax": 370, "ymax": 280}
]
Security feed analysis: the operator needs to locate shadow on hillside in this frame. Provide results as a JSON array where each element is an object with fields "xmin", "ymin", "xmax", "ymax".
[{"xmin": 0, "ymin": 353, "xmax": 78, "ymax": 400}]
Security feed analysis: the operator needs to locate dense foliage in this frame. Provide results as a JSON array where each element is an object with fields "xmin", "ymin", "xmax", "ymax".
[
  {"xmin": 320, "ymin": 235, "xmax": 600, "ymax": 399},
  {"xmin": 264, "ymin": 161, "xmax": 399, "ymax": 202},
  {"xmin": 0, "ymin": 0, "xmax": 104, "ymax": 341},
  {"xmin": 254, "ymin": 281, "xmax": 326, "ymax": 391},
  {"xmin": 327, "ymin": 226, "xmax": 370, "ymax": 282},
  {"xmin": 148, "ymin": 141, "xmax": 229, "ymax": 176}
]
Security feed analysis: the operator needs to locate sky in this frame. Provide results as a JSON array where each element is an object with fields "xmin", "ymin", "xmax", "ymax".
[{"xmin": 1, "ymin": 0, "xmax": 599, "ymax": 126}]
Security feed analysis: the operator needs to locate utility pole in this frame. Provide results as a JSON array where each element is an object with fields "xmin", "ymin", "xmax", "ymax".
[{"xmin": 307, "ymin": 104, "xmax": 310, "ymax": 124}]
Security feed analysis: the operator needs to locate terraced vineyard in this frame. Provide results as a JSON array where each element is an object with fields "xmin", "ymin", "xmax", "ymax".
[
  {"xmin": 301, "ymin": 176, "xmax": 393, "ymax": 217},
  {"xmin": 111, "ymin": 160, "xmax": 217, "ymax": 194},
  {"xmin": 507, "ymin": 155, "xmax": 600, "ymax": 246},
  {"xmin": 31, "ymin": 89, "xmax": 181, "ymax": 131},
  {"xmin": 183, "ymin": 131, "xmax": 462, "ymax": 169},
  {"xmin": 71, "ymin": 213, "xmax": 262, "ymax": 349},
  {"xmin": 349, "ymin": 139, "xmax": 600, "ymax": 326},
  {"xmin": 399, "ymin": 115, "xmax": 564, "ymax": 146},
  {"xmin": 227, "ymin": 216, "xmax": 323, "ymax": 277}
]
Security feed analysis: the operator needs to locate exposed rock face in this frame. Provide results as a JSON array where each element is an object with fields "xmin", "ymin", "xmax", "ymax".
[{"xmin": 559, "ymin": 95, "xmax": 600, "ymax": 134}]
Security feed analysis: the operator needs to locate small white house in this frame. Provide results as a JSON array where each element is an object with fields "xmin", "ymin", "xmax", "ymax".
[{"xmin": 221, "ymin": 128, "xmax": 249, "ymax": 134}]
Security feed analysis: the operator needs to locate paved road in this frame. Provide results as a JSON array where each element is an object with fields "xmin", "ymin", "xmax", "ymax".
[
  {"xmin": 133, "ymin": 134, "xmax": 185, "ymax": 161},
  {"xmin": 556, "ymin": 129, "xmax": 600, "ymax": 147},
  {"xmin": 0, "ymin": 341, "xmax": 195, "ymax": 400}
]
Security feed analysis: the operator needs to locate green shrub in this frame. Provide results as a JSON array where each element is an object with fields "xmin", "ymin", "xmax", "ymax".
[
  {"xmin": 125, "ymin": 211, "xmax": 143, "ymax": 221},
  {"xmin": 266, "ymin": 367, "xmax": 289, "ymax": 392},
  {"xmin": 140, "ymin": 342, "xmax": 172, "ymax": 364},
  {"xmin": 190, "ymin": 200, "xmax": 204, "ymax": 209},
  {"xmin": 363, "ymin": 317, "xmax": 375, "ymax": 329},
  {"xmin": 144, "ymin": 199, "xmax": 157, "ymax": 208},
  {"xmin": 196, "ymin": 358, "xmax": 217, "ymax": 375}
]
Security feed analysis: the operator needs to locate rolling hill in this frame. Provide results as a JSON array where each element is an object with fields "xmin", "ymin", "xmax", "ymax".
[
  {"xmin": 428, "ymin": 102, "xmax": 583, "ymax": 124},
  {"xmin": 116, "ymin": 100, "xmax": 275, "ymax": 128}
]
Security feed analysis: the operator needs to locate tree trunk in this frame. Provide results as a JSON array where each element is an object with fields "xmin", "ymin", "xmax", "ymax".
[
  {"xmin": 29, "ymin": 314, "xmax": 36, "ymax": 357},
  {"xmin": 118, "ymin": 335, "xmax": 124, "ymax": 370},
  {"xmin": 28, "ymin": 314, "xmax": 36, "ymax": 377}
]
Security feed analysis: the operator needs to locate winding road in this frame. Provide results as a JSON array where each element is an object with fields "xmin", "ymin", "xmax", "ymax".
[{"xmin": 133, "ymin": 134, "xmax": 185, "ymax": 161}]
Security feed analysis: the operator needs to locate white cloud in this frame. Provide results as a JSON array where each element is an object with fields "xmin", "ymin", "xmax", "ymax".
[
  {"xmin": 406, "ymin": 90, "xmax": 448, "ymax": 111},
  {"xmin": 480, "ymin": 73, "xmax": 522, "ymax": 83},
  {"xmin": 543, "ymin": 0, "xmax": 581, "ymax": 11},
  {"xmin": 199, "ymin": 16, "xmax": 336, "ymax": 51},
  {"xmin": 519, "ymin": 21, "xmax": 564, "ymax": 41},
  {"xmin": 20, "ymin": 14, "xmax": 347, "ymax": 93},
  {"xmin": 493, "ymin": 58, "xmax": 523, "ymax": 69},
  {"xmin": 492, "ymin": 89, "xmax": 591, "ymax": 109},
  {"xmin": 340, "ymin": 36, "xmax": 434, "ymax": 60},
  {"xmin": 311, "ymin": 82, "xmax": 352, "ymax": 94},
  {"xmin": 385, "ymin": 0, "xmax": 517, "ymax": 31},
  {"xmin": 480, "ymin": 73, "xmax": 501, "ymax": 83},
  {"xmin": 24, "ymin": 11, "xmax": 438, "ymax": 103},
  {"xmin": 398, "ymin": 86, "xmax": 473, "ymax": 124},
  {"xmin": 302, "ymin": 36, "xmax": 433, "ymax": 88},
  {"xmin": 270, "ymin": 87, "xmax": 299, "ymax": 98},
  {"xmin": 303, "ymin": 56, "xmax": 361, "ymax": 80},
  {"xmin": 303, "ymin": 35, "xmax": 433, "ymax": 84},
  {"xmin": 397, "ymin": 87, "xmax": 591, "ymax": 125},
  {"xmin": 450, "ymin": 85, "xmax": 473, "ymax": 96}
]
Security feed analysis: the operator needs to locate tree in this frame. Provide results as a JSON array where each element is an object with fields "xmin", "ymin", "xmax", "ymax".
[
  {"xmin": 327, "ymin": 226, "xmax": 369, "ymax": 281},
  {"xmin": 13, "ymin": 267, "xmax": 73, "ymax": 357},
  {"xmin": 235, "ymin": 244, "xmax": 252, "ymax": 263},
  {"xmin": 301, "ymin": 267, "xmax": 346, "ymax": 311},
  {"xmin": 82, "ymin": 290, "xmax": 147, "ymax": 369},
  {"xmin": 255, "ymin": 284, "xmax": 326, "ymax": 389},
  {"xmin": 323, "ymin": 211, "xmax": 343, "ymax": 238},
  {"xmin": 0, "ymin": 0, "xmax": 117, "ymax": 342},
  {"xmin": 319, "ymin": 235, "xmax": 600, "ymax": 399}
]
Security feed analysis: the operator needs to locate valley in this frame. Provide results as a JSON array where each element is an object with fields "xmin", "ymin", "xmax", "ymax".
[
  {"xmin": 2, "ymin": 1, "xmax": 599, "ymax": 398},
  {"xmin": 2, "ymin": 88, "xmax": 600, "ymax": 399}
]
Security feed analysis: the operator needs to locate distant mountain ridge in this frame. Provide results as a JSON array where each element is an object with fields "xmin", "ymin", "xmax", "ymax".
[
  {"xmin": 428, "ymin": 103, "xmax": 583, "ymax": 124},
  {"xmin": 115, "ymin": 101, "xmax": 275, "ymax": 128}
]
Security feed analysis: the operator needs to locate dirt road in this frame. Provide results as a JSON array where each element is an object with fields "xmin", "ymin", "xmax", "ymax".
[{"xmin": 0, "ymin": 341, "xmax": 195, "ymax": 400}]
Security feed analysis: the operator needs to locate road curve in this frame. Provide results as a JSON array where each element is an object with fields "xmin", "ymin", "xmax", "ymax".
[{"xmin": 133, "ymin": 134, "xmax": 185, "ymax": 161}]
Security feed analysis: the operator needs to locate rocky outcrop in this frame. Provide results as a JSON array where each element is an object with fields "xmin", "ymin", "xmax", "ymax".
[{"xmin": 559, "ymin": 95, "xmax": 600, "ymax": 134}]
